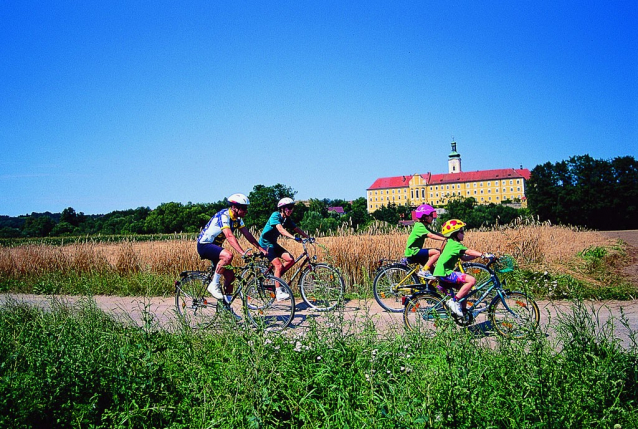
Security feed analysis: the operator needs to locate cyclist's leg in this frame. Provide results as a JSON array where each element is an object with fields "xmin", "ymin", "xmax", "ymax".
[
  {"xmin": 424, "ymin": 248, "xmax": 440, "ymax": 272},
  {"xmin": 267, "ymin": 244, "xmax": 293, "ymax": 278},
  {"xmin": 197, "ymin": 243, "xmax": 227, "ymax": 299},
  {"xmin": 455, "ymin": 274, "xmax": 476, "ymax": 310}
]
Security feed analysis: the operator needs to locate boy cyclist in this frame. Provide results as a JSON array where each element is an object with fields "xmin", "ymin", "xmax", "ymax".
[
  {"xmin": 197, "ymin": 193, "xmax": 265, "ymax": 303},
  {"xmin": 404, "ymin": 204, "xmax": 447, "ymax": 279},
  {"xmin": 433, "ymin": 219, "xmax": 491, "ymax": 317},
  {"xmin": 259, "ymin": 197, "xmax": 310, "ymax": 300}
]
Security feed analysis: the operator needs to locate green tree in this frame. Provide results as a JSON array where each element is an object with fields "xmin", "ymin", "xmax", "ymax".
[
  {"xmin": 21, "ymin": 215, "xmax": 56, "ymax": 237},
  {"xmin": 527, "ymin": 155, "xmax": 638, "ymax": 230}
]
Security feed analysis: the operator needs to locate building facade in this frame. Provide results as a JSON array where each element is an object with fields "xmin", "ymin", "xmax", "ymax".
[{"xmin": 366, "ymin": 142, "xmax": 531, "ymax": 213}]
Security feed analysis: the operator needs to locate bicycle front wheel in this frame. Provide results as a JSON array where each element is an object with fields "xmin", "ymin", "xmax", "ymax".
[
  {"xmin": 403, "ymin": 293, "xmax": 450, "ymax": 335},
  {"xmin": 300, "ymin": 263, "xmax": 344, "ymax": 311},
  {"xmin": 244, "ymin": 276, "xmax": 295, "ymax": 331},
  {"xmin": 489, "ymin": 291, "xmax": 540, "ymax": 339},
  {"xmin": 175, "ymin": 272, "xmax": 219, "ymax": 330},
  {"xmin": 373, "ymin": 264, "xmax": 419, "ymax": 313}
]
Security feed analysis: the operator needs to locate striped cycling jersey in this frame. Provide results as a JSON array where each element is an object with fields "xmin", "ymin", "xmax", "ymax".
[{"xmin": 197, "ymin": 208, "xmax": 245, "ymax": 246}]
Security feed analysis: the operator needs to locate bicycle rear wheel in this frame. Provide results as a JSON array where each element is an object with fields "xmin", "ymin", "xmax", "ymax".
[
  {"xmin": 244, "ymin": 276, "xmax": 295, "ymax": 331},
  {"xmin": 300, "ymin": 263, "xmax": 344, "ymax": 311},
  {"xmin": 403, "ymin": 293, "xmax": 450, "ymax": 335},
  {"xmin": 489, "ymin": 291, "xmax": 540, "ymax": 339},
  {"xmin": 373, "ymin": 264, "xmax": 420, "ymax": 313},
  {"xmin": 175, "ymin": 272, "xmax": 219, "ymax": 330}
]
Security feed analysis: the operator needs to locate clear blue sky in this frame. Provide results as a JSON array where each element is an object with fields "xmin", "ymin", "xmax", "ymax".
[{"xmin": 1, "ymin": 1, "xmax": 636, "ymax": 216}]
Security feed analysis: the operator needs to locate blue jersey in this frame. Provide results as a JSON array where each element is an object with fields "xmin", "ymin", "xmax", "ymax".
[
  {"xmin": 259, "ymin": 211, "xmax": 296, "ymax": 248},
  {"xmin": 197, "ymin": 208, "xmax": 245, "ymax": 246}
]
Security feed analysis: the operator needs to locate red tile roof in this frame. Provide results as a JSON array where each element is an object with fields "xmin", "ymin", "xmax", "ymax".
[
  {"xmin": 367, "ymin": 168, "xmax": 530, "ymax": 190},
  {"xmin": 367, "ymin": 175, "xmax": 413, "ymax": 190}
]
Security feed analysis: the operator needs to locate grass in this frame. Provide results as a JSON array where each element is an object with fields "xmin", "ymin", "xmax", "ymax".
[
  {"xmin": 0, "ymin": 296, "xmax": 636, "ymax": 428},
  {"xmin": 0, "ymin": 221, "xmax": 636, "ymax": 299}
]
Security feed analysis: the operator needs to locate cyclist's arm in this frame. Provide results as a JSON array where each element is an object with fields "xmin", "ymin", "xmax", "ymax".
[
  {"xmin": 293, "ymin": 226, "xmax": 309, "ymax": 239},
  {"xmin": 222, "ymin": 228, "xmax": 249, "ymax": 256},
  {"xmin": 275, "ymin": 223, "xmax": 297, "ymax": 240},
  {"xmin": 460, "ymin": 249, "xmax": 482, "ymax": 261},
  {"xmin": 238, "ymin": 227, "xmax": 266, "ymax": 254}
]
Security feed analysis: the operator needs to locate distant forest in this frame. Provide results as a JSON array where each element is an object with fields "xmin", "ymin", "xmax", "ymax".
[{"xmin": 1, "ymin": 155, "xmax": 636, "ymax": 239}]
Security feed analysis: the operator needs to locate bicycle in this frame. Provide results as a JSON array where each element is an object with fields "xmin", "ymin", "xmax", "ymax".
[
  {"xmin": 372, "ymin": 258, "xmax": 492, "ymax": 313},
  {"xmin": 248, "ymin": 238, "xmax": 345, "ymax": 311},
  {"xmin": 403, "ymin": 255, "xmax": 540, "ymax": 339},
  {"xmin": 175, "ymin": 252, "xmax": 295, "ymax": 332}
]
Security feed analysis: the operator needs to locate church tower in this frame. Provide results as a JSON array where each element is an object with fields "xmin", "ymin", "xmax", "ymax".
[{"xmin": 448, "ymin": 141, "xmax": 461, "ymax": 173}]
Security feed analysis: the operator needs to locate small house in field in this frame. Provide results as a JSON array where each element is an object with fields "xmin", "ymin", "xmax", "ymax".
[{"xmin": 327, "ymin": 207, "xmax": 345, "ymax": 215}]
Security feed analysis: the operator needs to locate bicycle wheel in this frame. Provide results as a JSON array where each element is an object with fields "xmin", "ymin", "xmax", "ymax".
[
  {"xmin": 175, "ymin": 272, "xmax": 219, "ymax": 330},
  {"xmin": 244, "ymin": 276, "xmax": 295, "ymax": 331},
  {"xmin": 461, "ymin": 263, "xmax": 496, "ymax": 313},
  {"xmin": 489, "ymin": 291, "xmax": 540, "ymax": 339},
  {"xmin": 403, "ymin": 293, "xmax": 450, "ymax": 335},
  {"xmin": 299, "ymin": 263, "xmax": 344, "ymax": 311},
  {"xmin": 373, "ymin": 264, "xmax": 419, "ymax": 313}
]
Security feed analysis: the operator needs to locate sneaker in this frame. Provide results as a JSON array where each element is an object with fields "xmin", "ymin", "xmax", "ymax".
[
  {"xmin": 207, "ymin": 281, "xmax": 223, "ymax": 300},
  {"xmin": 275, "ymin": 288, "xmax": 290, "ymax": 301},
  {"xmin": 417, "ymin": 270, "xmax": 436, "ymax": 280},
  {"xmin": 446, "ymin": 300, "xmax": 464, "ymax": 317}
]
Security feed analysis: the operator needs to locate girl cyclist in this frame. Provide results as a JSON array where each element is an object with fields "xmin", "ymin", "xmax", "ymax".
[
  {"xmin": 404, "ymin": 204, "xmax": 447, "ymax": 279},
  {"xmin": 433, "ymin": 219, "xmax": 491, "ymax": 317},
  {"xmin": 258, "ymin": 197, "xmax": 310, "ymax": 300}
]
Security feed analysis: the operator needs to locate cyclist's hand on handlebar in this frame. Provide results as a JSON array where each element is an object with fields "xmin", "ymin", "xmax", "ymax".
[
  {"xmin": 482, "ymin": 253, "xmax": 495, "ymax": 260},
  {"xmin": 308, "ymin": 237, "xmax": 315, "ymax": 243}
]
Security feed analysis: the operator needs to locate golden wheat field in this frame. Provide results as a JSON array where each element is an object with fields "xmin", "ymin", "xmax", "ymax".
[{"xmin": 0, "ymin": 221, "xmax": 622, "ymax": 289}]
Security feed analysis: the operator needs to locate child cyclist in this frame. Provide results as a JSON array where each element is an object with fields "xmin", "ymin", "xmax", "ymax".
[
  {"xmin": 197, "ymin": 193, "xmax": 266, "ymax": 304},
  {"xmin": 433, "ymin": 219, "xmax": 492, "ymax": 317},
  {"xmin": 259, "ymin": 197, "xmax": 311, "ymax": 300},
  {"xmin": 404, "ymin": 204, "xmax": 447, "ymax": 279}
]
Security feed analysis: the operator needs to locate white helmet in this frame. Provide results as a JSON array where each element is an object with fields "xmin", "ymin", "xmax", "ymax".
[
  {"xmin": 228, "ymin": 193, "xmax": 250, "ymax": 206},
  {"xmin": 278, "ymin": 197, "xmax": 295, "ymax": 208}
]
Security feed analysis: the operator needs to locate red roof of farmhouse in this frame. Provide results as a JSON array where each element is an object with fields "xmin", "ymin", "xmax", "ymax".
[{"xmin": 367, "ymin": 168, "xmax": 531, "ymax": 190}]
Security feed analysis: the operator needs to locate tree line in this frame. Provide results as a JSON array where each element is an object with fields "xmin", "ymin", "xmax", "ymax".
[{"xmin": 1, "ymin": 155, "xmax": 636, "ymax": 239}]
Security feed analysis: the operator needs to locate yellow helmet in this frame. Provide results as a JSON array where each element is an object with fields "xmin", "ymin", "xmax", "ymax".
[{"xmin": 441, "ymin": 219, "xmax": 466, "ymax": 237}]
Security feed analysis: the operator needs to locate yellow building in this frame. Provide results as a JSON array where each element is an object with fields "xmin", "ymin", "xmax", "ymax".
[{"xmin": 366, "ymin": 142, "xmax": 531, "ymax": 213}]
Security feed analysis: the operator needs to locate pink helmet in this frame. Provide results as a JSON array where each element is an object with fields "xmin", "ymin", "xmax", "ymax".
[{"xmin": 415, "ymin": 204, "xmax": 437, "ymax": 219}]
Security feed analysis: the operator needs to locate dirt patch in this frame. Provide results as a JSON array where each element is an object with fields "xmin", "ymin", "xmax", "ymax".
[{"xmin": 600, "ymin": 230, "xmax": 638, "ymax": 287}]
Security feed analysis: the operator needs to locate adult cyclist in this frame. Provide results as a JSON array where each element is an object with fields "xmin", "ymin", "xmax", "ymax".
[
  {"xmin": 197, "ymin": 193, "xmax": 265, "ymax": 303},
  {"xmin": 259, "ymin": 197, "xmax": 310, "ymax": 300}
]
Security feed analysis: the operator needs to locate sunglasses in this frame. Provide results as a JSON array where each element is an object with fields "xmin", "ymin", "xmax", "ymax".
[{"xmin": 235, "ymin": 204, "xmax": 248, "ymax": 210}]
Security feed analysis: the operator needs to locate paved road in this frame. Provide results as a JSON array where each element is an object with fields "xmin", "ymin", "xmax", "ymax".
[{"xmin": 1, "ymin": 294, "xmax": 636, "ymax": 348}]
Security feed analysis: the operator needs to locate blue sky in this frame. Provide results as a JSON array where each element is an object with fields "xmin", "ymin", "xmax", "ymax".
[{"xmin": 1, "ymin": 1, "xmax": 636, "ymax": 216}]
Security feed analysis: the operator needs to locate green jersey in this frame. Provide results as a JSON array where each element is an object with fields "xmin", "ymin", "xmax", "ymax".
[
  {"xmin": 404, "ymin": 222, "xmax": 435, "ymax": 257},
  {"xmin": 433, "ymin": 240, "xmax": 467, "ymax": 277}
]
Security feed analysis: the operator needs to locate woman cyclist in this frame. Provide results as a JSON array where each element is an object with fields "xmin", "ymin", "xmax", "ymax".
[
  {"xmin": 197, "ymin": 193, "xmax": 265, "ymax": 303},
  {"xmin": 433, "ymin": 219, "xmax": 491, "ymax": 317},
  {"xmin": 258, "ymin": 197, "xmax": 310, "ymax": 300},
  {"xmin": 404, "ymin": 204, "xmax": 447, "ymax": 279}
]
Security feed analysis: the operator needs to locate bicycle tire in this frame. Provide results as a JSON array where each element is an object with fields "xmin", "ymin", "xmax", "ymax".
[
  {"xmin": 373, "ymin": 264, "xmax": 419, "ymax": 313},
  {"xmin": 244, "ymin": 275, "xmax": 295, "ymax": 331},
  {"xmin": 489, "ymin": 291, "xmax": 540, "ymax": 339},
  {"xmin": 403, "ymin": 292, "xmax": 450, "ymax": 335},
  {"xmin": 175, "ymin": 272, "xmax": 219, "ymax": 330},
  {"xmin": 299, "ymin": 263, "xmax": 344, "ymax": 311},
  {"xmin": 461, "ymin": 262, "xmax": 497, "ymax": 313}
]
